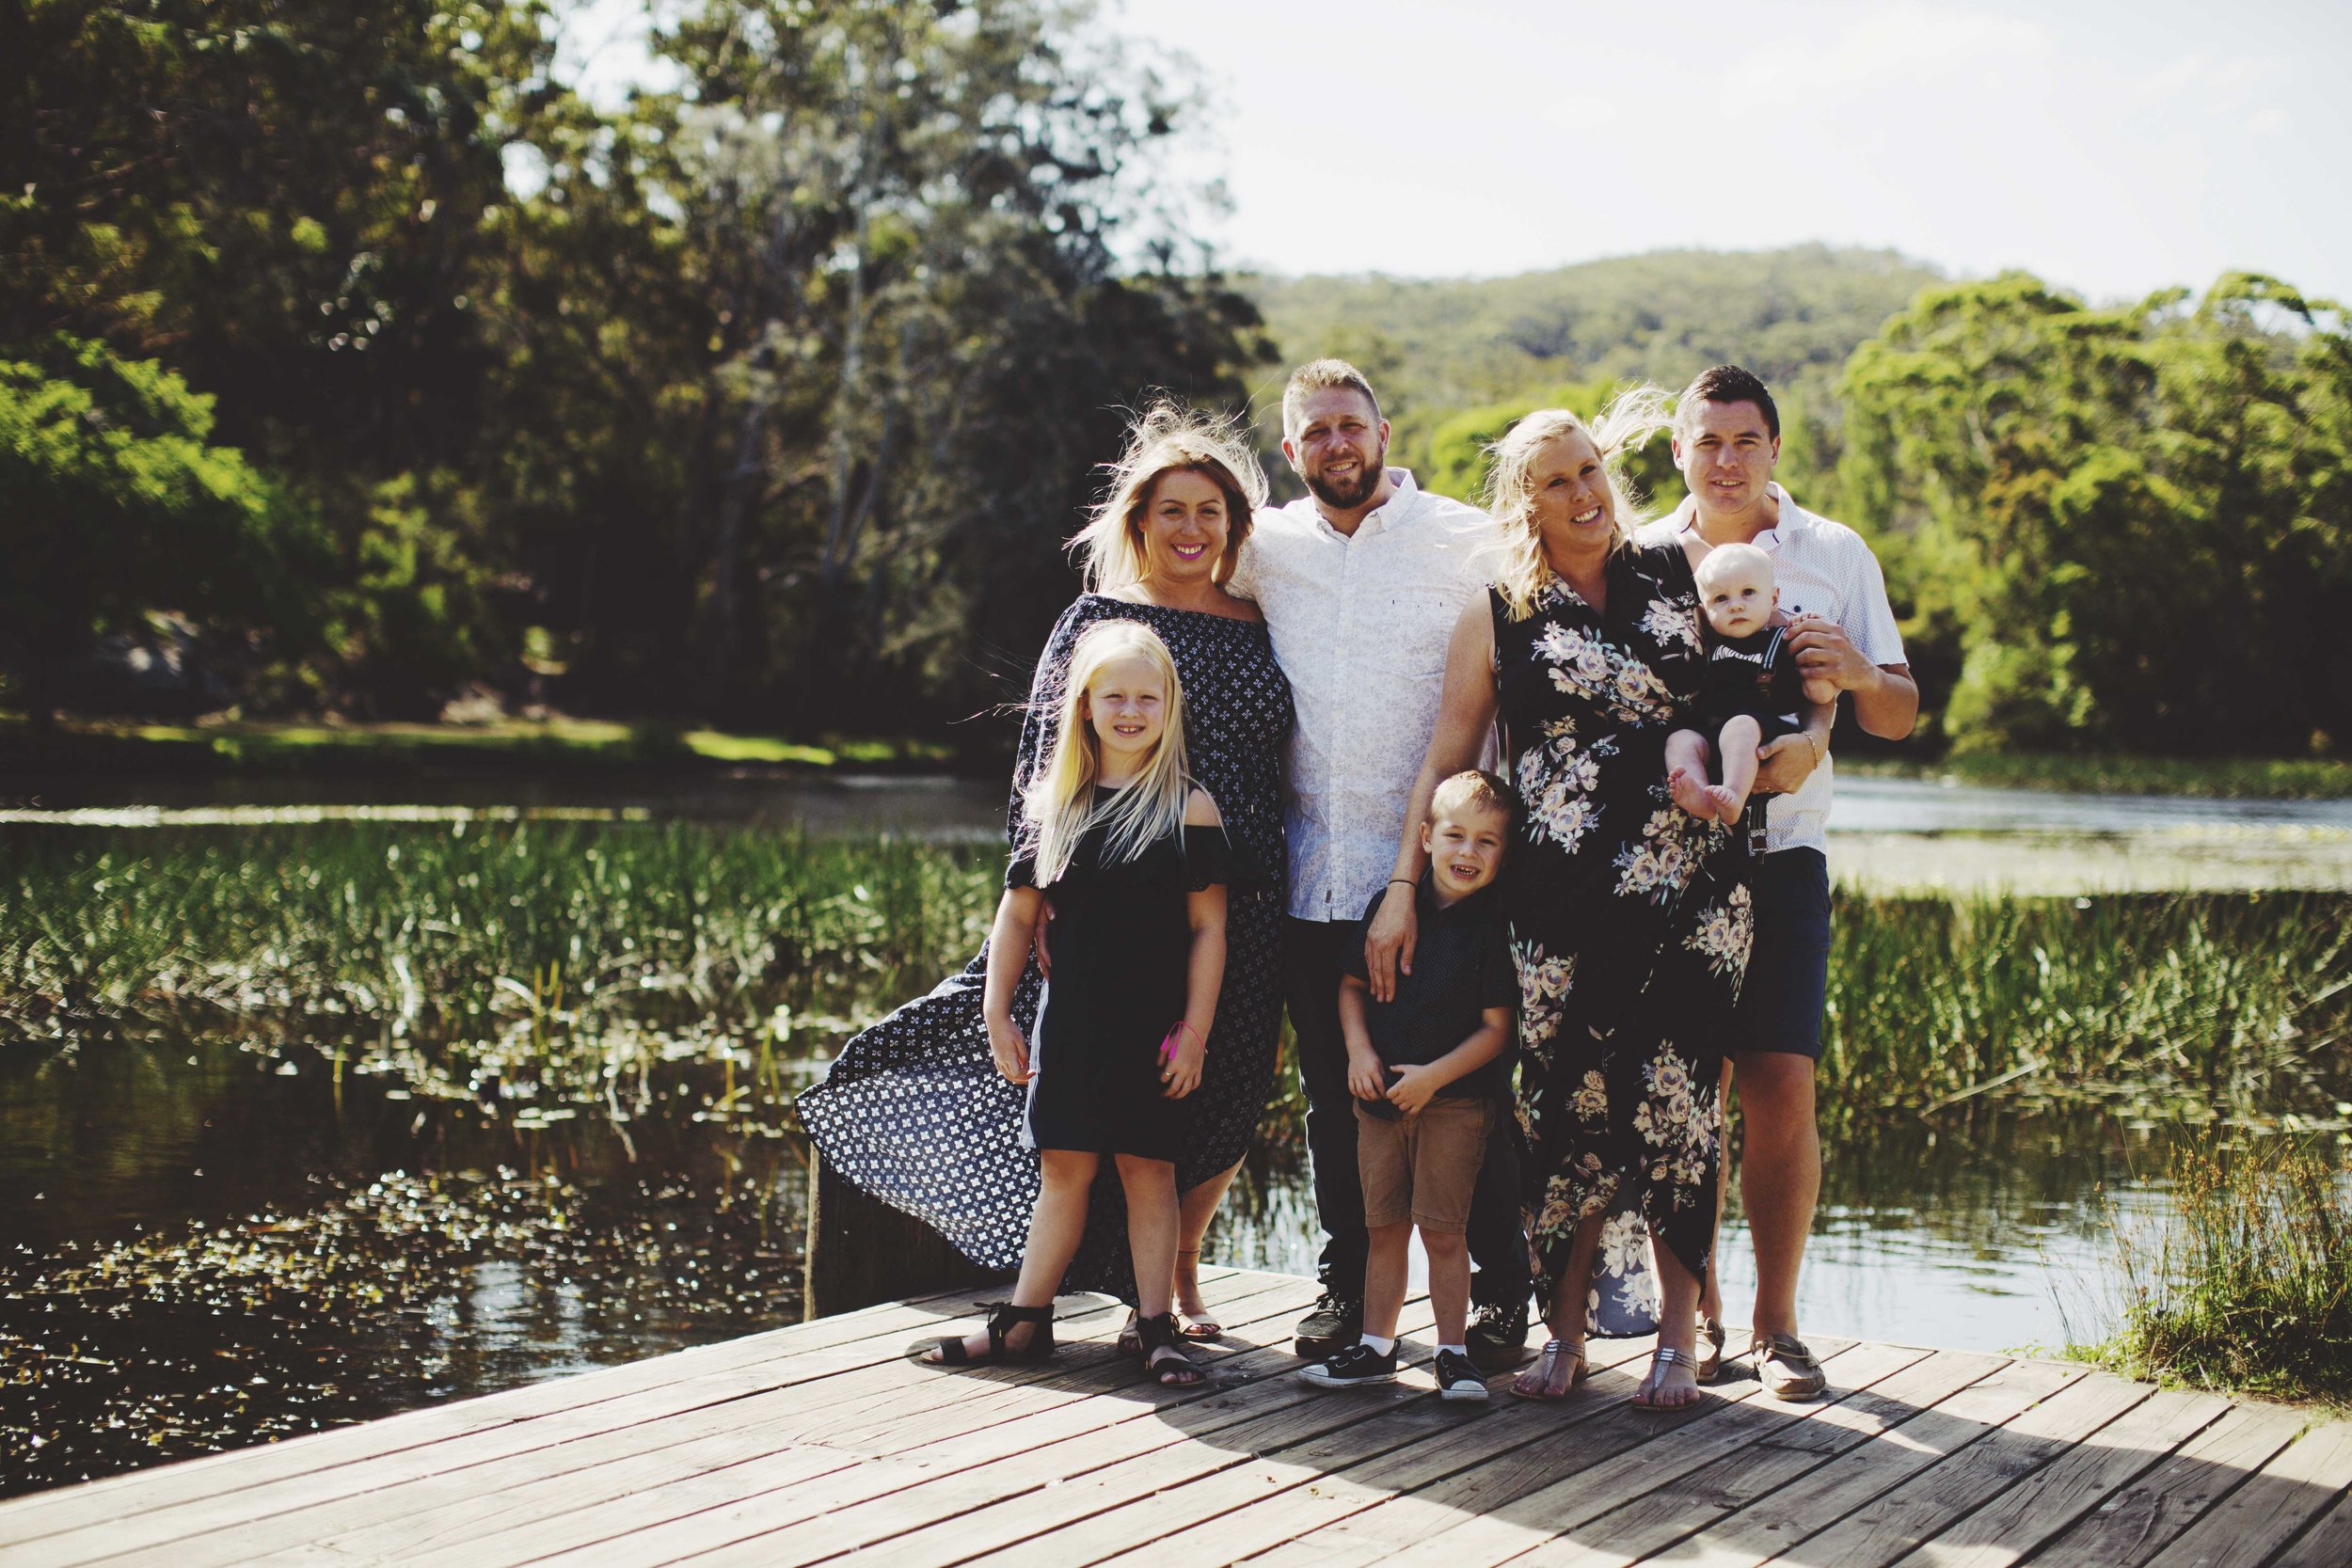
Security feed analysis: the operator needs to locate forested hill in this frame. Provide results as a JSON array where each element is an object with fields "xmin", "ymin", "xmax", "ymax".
[{"xmin": 1241, "ymin": 245, "xmax": 1944, "ymax": 469}]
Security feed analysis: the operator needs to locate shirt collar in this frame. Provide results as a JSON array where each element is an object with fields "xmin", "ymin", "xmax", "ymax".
[
  {"xmin": 1670, "ymin": 481, "xmax": 1808, "ymax": 551},
  {"xmin": 1311, "ymin": 467, "xmax": 1420, "ymax": 542}
]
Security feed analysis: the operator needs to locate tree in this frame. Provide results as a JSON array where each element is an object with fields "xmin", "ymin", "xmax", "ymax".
[{"xmin": 0, "ymin": 334, "xmax": 316, "ymax": 721}]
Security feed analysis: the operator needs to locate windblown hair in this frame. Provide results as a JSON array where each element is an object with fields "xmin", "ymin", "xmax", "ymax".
[
  {"xmin": 1483, "ymin": 385, "xmax": 1675, "ymax": 622},
  {"xmin": 1429, "ymin": 769, "xmax": 1519, "ymax": 829},
  {"xmin": 1071, "ymin": 403, "xmax": 1267, "ymax": 594},
  {"xmin": 1677, "ymin": 364, "xmax": 1780, "ymax": 442},
  {"xmin": 1280, "ymin": 357, "xmax": 1383, "ymax": 439},
  {"xmin": 1022, "ymin": 620, "xmax": 1194, "ymax": 888}
]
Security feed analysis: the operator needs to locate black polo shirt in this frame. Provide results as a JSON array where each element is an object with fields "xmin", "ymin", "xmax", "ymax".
[{"xmin": 1340, "ymin": 875, "xmax": 1517, "ymax": 1119}]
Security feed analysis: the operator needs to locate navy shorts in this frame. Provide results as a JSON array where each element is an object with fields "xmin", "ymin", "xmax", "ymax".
[{"xmin": 1730, "ymin": 847, "xmax": 1832, "ymax": 1060}]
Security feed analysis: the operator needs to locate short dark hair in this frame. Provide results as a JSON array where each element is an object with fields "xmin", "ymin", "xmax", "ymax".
[{"xmin": 1677, "ymin": 365, "xmax": 1780, "ymax": 443}]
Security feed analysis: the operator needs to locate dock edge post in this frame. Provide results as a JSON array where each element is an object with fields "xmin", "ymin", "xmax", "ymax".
[{"xmin": 803, "ymin": 1152, "xmax": 995, "ymax": 1321}]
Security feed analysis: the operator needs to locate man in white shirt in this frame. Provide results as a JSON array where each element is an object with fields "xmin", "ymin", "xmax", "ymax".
[
  {"xmin": 1640, "ymin": 365, "xmax": 1918, "ymax": 1400},
  {"xmin": 1229, "ymin": 359, "xmax": 1532, "ymax": 1366}
]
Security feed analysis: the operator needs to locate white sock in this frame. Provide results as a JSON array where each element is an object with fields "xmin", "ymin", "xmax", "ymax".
[
  {"xmin": 1439, "ymin": 1343, "xmax": 1468, "ymax": 1357},
  {"xmin": 1359, "ymin": 1333, "xmax": 1395, "ymax": 1356}
]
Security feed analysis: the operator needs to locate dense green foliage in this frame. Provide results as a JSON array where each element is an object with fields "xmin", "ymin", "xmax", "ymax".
[
  {"xmin": 2085, "ymin": 1137, "xmax": 2352, "ymax": 1403},
  {"xmin": 5, "ymin": 0, "xmax": 1263, "ymax": 728},
  {"xmin": 1841, "ymin": 273, "xmax": 2352, "ymax": 756}
]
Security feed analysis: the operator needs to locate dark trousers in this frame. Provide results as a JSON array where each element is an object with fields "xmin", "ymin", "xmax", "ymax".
[{"xmin": 1283, "ymin": 915, "xmax": 1534, "ymax": 1309}]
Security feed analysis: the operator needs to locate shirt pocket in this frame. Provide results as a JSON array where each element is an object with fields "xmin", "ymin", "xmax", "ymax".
[{"xmin": 1379, "ymin": 580, "xmax": 1467, "ymax": 684}]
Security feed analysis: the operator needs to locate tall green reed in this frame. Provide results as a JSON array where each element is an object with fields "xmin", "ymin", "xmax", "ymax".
[
  {"xmin": 0, "ymin": 820, "xmax": 998, "ymax": 1109},
  {"xmin": 1823, "ymin": 892, "xmax": 2350, "ymax": 1130},
  {"xmin": 2083, "ymin": 1136, "xmax": 2352, "ymax": 1402}
]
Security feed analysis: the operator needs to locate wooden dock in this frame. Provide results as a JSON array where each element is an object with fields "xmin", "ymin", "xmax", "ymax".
[{"xmin": 3, "ymin": 1267, "xmax": 2347, "ymax": 1567}]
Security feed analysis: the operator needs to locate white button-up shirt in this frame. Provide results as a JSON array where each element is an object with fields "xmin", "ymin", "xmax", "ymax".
[
  {"xmin": 1231, "ymin": 468, "xmax": 1504, "ymax": 922},
  {"xmin": 1639, "ymin": 483, "xmax": 1905, "ymax": 854}
]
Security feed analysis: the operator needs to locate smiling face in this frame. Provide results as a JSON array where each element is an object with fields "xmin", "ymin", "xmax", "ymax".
[
  {"xmin": 1674, "ymin": 399, "xmax": 1780, "ymax": 520},
  {"xmin": 1696, "ymin": 546, "xmax": 1778, "ymax": 638},
  {"xmin": 1421, "ymin": 799, "xmax": 1509, "ymax": 903},
  {"xmin": 1528, "ymin": 429, "xmax": 1616, "ymax": 565},
  {"xmin": 1135, "ymin": 467, "xmax": 1231, "ymax": 587},
  {"xmin": 1282, "ymin": 387, "xmax": 1388, "ymax": 513},
  {"xmin": 1080, "ymin": 651, "xmax": 1168, "ymax": 778}
]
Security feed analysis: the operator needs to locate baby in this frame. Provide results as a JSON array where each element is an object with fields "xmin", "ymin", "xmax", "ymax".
[{"xmin": 1668, "ymin": 543, "xmax": 1836, "ymax": 824}]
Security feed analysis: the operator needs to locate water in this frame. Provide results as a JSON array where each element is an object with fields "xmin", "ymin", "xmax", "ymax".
[{"xmin": 1, "ymin": 772, "xmax": 2342, "ymax": 1497}]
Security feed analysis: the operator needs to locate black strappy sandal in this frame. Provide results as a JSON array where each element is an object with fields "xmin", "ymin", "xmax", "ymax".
[
  {"xmin": 918, "ymin": 1299, "xmax": 1056, "ymax": 1367},
  {"xmin": 1135, "ymin": 1310, "xmax": 1206, "ymax": 1387}
]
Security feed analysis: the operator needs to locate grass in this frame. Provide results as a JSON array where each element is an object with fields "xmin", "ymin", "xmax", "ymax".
[
  {"xmin": 1840, "ymin": 752, "xmax": 2352, "ymax": 800},
  {"xmin": 1824, "ymin": 892, "xmax": 2352, "ymax": 1131},
  {"xmin": 2077, "ymin": 1136, "xmax": 2352, "ymax": 1403},
  {"xmin": 0, "ymin": 821, "xmax": 998, "ymax": 1119},
  {"xmin": 0, "ymin": 713, "xmax": 953, "ymax": 774},
  {"xmin": 6, "ymin": 826, "xmax": 2348, "ymax": 1137}
]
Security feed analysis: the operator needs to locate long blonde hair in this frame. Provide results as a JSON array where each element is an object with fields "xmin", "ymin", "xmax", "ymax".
[
  {"xmin": 1022, "ymin": 620, "xmax": 1194, "ymax": 887},
  {"xmin": 1071, "ymin": 404, "xmax": 1269, "ymax": 594},
  {"xmin": 1485, "ymin": 385, "xmax": 1674, "ymax": 621}
]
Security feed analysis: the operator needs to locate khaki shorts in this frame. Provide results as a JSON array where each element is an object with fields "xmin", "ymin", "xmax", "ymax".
[{"xmin": 1355, "ymin": 1097, "xmax": 1492, "ymax": 1235}]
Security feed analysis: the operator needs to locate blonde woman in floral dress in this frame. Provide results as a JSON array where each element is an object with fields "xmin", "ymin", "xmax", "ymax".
[{"xmin": 1365, "ymin": 391, "xmax": 1772, "ymax": 1409}]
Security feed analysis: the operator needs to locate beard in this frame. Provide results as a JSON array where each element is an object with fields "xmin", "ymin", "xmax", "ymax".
[{"xmin": 1304, "ymin": 449, "xmax": 1385, "ymax": 512}]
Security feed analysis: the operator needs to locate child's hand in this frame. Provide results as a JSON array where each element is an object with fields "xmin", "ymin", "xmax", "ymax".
[
  {"xmin": 1346, "ymin": 1047, "xmax": 1389, "ymax": 1103},
  {"xmin": 1159, "ymin": 1022, "xmax": 1205, "ymax": 1099},
  {"xmin": 987, "ymin": 1019, "xmax": 1032, "ymax": 1084},
  {"xmin": 1386, "ymin": 1063, "xmax": 1443, "ymax": 1117}
]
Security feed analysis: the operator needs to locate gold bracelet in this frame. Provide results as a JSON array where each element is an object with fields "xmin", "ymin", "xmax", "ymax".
[{"xmin": 1808, "ymin": 732, "xmax": 1827, "ymax": 766}]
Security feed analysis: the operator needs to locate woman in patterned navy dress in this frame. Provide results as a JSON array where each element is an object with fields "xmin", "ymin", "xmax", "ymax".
[
  {"xmin": 1369, "ymin": 393, "xmax": 1756, "ymax": 1410},
  {"xmin": 799, "ymin": 405, "xmax": 1293, "ymax": 1321}
]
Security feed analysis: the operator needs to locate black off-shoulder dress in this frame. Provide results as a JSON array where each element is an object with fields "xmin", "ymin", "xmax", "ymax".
[
  {"xmin": 1012, "ymin": 788, "xmax": 1245, "ymax": 1164},
  {"xmin": 797, "ymin": 595, "xmax": 1292, "ymax": 1299}
]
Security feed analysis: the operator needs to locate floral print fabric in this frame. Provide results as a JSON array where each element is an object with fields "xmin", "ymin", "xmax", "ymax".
[{"xmin": 1492, "ymin": 543, "xmax": 1753, "ymax": 1336}]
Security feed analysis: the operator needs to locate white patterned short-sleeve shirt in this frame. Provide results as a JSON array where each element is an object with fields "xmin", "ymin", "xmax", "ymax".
[
  {"xmin": 1230, "ymin": 469, "xmax": 1504, "ymax": 921},
  {"xmin": 1638, "ymin": 483, "xmax": 1905, "ymax": 854}
]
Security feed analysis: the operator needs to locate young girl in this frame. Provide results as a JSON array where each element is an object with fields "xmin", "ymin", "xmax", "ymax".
[{"xmin": 919, "ymin": 620, "xmax": 1239, "ymax": 1387}]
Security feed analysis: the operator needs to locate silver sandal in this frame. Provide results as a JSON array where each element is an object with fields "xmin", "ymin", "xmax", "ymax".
[
  {"xmin": 1634, "ymin": 1344, "xmax": 1704, "ymax": 1408},
  {"xmin": 1509, "ymin": 1338, "xmax": 1589, "ymax": 1401}
]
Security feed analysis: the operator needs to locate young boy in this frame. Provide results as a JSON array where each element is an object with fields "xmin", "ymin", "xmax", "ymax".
[
  {"xmin": 1667, "ymin": 542, "xmax": 1837, "ymax": 825},
  {"xmin": 1298, "ymin": 770, "xmax": 1518, "ymax": 1402}
]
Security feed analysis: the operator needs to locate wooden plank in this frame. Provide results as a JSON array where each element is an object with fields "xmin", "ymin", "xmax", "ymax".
[
  {"xmin": 1240, "ymin": 1345, "xmax": 1993, "ymax": 1568},
  {"xmin": 0, "ymin": 1281, "xmax": 988, "ymax": 1549},
  {"xmin": 138, "ymin": 1279, "xmax": 1320, "ymax": 1568},
  {"xmin": 1329, "ymin": 1342, "xmax": 1922, "ymax": 1568},
  {"xmin": 297, "ymin": 1281, "xmax": 1332, "ymax": 1568},
  {"xmin": 230, "ymin": 1288, "xmax": 1315, "ymax": 1568},
  {"xmin": 2139, "ymin": 1418, "xmax": 2352, "ymax": 1568},
  {"xmin": 2275, "ymin": 1481, "xmax": 2352, "ymax": 1568},
  {"xmin": 1640, "ymin": 1356, "xmax": 2082, "ymax": 1568},
  {"xmin": 1877, "ymin": 1386, "xmax": 2229, "ymax": 1568},
  {"xmin": 1111, "ymin": 1339, "xmax": 1903, "ymax": 1568},
  {"xmin": 2027, "ymin": 1401, "xmax": 2310, "ymax": 1568},
  {"xmin": 916, "ymin": 1336, "xmax": 1676, "ymax": 1568},
  {"xmin": 584, "ymin": 1298, "xmax": 1463, "ymax": 1568},
  {"xmin": 1729, "ymin": 1367, "xmax": 2154, "ymax": 1568},
  {"xmin": 1, "ymin": 1278, "xmax": 1274, "ymax": 1568}
]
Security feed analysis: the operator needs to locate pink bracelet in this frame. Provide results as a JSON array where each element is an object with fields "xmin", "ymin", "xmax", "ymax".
[{"xmin": 1159, "ymin": 1019, "xmax": 1204, "ymax": 1065}]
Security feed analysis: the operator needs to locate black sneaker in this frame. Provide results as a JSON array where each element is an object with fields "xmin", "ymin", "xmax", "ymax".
[
  {"xmin": 1465, "ymin": 1298, "xmax": 1532, "ymax": 1370},
  {"xmin": 1434, "ymin": 1348, "xmax": 1490, "ymax": 1402},
  {"xmin": 1296, "ymin": 1339, "xmax": 1397, "ymax": 1388},
  {"xmin": 1293, "ymin": 1291, "xmax": 1363, "ymax": 1360}
]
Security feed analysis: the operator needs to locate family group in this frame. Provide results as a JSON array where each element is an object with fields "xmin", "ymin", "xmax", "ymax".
[{"xmin": 798, "ymin": 358, "xmax": 1917, "ymax": 1410}]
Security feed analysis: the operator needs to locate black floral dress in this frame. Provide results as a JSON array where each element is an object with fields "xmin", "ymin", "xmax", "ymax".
[
  {"xmin": 797, "ymin": 595, "xmax": 1292, "ymax": 1299},
  {"xmin": 1495, "ymin": 544, "xmax": 1753, "ymax": 1335}
]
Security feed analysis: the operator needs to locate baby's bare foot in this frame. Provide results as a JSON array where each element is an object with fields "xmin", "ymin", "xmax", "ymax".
[
  {"xmin": 1669, "ymin": 768, "xmax": 1717, "ymax": 821},
  {"xmin": 1705, "ymin": 784, "xmax": 1744, "ymax": 820}
]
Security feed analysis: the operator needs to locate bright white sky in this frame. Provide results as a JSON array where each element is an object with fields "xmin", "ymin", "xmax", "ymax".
[{"xmin": 557, "ymin": 0, "xmax": 2352, "ymax": 305}]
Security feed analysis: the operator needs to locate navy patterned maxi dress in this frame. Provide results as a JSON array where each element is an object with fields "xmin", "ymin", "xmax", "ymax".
[
  {"xmin": 1493, "ymin": 543, "xmax": 1754, "ymax": 1335},
  {"xmin": 797, "ymin": 594, "xmax": 1293, "ymax": 1299}
]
